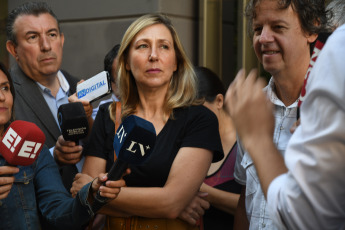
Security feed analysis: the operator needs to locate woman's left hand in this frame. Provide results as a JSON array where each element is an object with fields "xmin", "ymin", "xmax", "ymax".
[
  {"xmin": 178, "ymin": 191, "xmax": 210, "ymax": 226},
  {"xmin": 71, "ymin": 173, "xmax": 94, "ymax": 198}
]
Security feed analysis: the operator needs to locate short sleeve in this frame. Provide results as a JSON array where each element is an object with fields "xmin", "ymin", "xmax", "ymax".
[
  {"xmin": 180, "ymin": 106, "xmax": 224, "ymax": 162},
  {"xmin": 83, "ymin": 102, "xmax": 113, "ymax": 161},
  {"xmin": 234, "ymin": 138, "xmax": 247, "ymax": 185}
]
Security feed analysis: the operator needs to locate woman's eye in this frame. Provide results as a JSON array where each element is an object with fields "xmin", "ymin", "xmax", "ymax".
[
  {"xmin": 161, "ymin": 44, "xmax": 169, "ymax": 49},
  {"xmin": 137, "ymin": 44, "xmax": 148, "ymax": 49}
]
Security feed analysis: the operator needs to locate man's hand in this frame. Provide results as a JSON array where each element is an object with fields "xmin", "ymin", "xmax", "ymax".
[
  {"xmin": 224, "ymin": 68, "xmax": 274, "ymax": 151},
  {"xmin": 68, "ymin": 80, "xmax": 93, "ymax": 118},
  {"xmin": 0, "ymin": 166, "xmax": 19, "ymax": 200},
  {"xmin": 71, "ymin": 173, "xmax": 94, "ymax": 198},
  {"xmin": 53, "ymin": 135, "xmax": 83, "ymax": 165},
  {"xmin": 178, "ymin": 191, "xmax": 210, "ymax": 226}
]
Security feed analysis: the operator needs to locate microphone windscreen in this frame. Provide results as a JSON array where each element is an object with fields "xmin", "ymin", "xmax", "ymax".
[
  {"xmin": 58, "ymin": 102, "xmax": 89, "ymax": 142},
  {"xmin": 0, "ymin": 120, "xmax": 46, "ymax": 166},
  {"xmin": 114, "ymin": 115, "xmax": 156, "ymax": 165}
]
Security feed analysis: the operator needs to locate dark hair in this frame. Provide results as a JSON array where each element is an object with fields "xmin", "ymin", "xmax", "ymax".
[
  {"xmin": 195, "ymin": 66, "xmax": 225, "ymax": 103},
  {"xmin": 0, "ymin": 62, "xmax": 15, "ymax": 122},
  {"xmin": 6, "ymin": 2, "xmax": 60, "ymax": 45},
  {"xmin": 104, "ymin": 44, "xmax": 120, "ymax": 82},
  {"xmin": 326, "ymin": 0, "xmax": 345, "ymax": 30},
  {"xmin": 245, "ymin": 0, "xmax": 331, "ymax": 38}
]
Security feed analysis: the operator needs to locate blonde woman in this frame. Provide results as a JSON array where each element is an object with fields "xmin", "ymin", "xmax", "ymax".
[{"xmin": 78, "ymin": 14, "xmax": 223, "ymax": 229}]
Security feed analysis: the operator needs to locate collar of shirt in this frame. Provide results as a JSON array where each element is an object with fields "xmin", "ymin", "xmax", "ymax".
[
  {"xmin": 36, "ymin": 70, "xmax": 70, "ymax": 128},
  {"xmin": 264, "ymin": 77, "xmax": 298, "ymax": 109},
  {"xmin": 36, "ymin": 70, "xmax": 70, "ymax": 95}
]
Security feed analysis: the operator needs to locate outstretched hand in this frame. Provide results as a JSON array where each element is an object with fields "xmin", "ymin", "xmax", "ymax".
[{"xmin": 224, "ymin": 68, "xmax": 274, "ymax": 151}]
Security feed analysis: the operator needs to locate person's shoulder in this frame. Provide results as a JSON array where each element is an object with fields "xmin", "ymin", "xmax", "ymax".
[
  {"xmin": 177, "ymin": 104, "xmax": 211, "ymax": 114},
  {"xmin": 175, "ymin": 105, "xmax": 217, "ymax": 122},
  {"xmin": 9, "ymin": 63, "xmax": 26, "ymax": 84},
  {"xmin": 189, "ymin": 105, "xmax": 216, "ymax": 117}
]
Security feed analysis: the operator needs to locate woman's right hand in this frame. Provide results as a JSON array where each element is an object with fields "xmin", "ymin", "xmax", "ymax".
[{"xmin": 0, "ymin": 166, "xmax": 19, "ymax": 200}]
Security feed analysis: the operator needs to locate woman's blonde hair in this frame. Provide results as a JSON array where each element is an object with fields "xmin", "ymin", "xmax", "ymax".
[{"xmin": 110, "ymin": 13, "xmax": 198, "ymax": 121}]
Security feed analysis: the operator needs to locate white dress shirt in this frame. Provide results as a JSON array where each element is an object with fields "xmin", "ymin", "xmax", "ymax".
[
  {"xmin": 235, "ymin": 78, "xmax": 298, "ymax": 230},
  {"xmin": 267, "ymin": 24, "xmax": 345, "ymax": 230}
]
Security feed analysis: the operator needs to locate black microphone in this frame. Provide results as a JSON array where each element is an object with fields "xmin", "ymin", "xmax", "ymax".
[
  {"xmin": 92, "ymin": 115, "xmax": 156, "ymax": 211},
  {"xmin": 57, "ymin": 102, "xmax": 89, "ymax": 144}
]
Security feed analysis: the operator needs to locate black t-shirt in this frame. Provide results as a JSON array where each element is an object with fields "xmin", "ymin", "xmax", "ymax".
[{"xmin": 83, "ymin": 102, "xmax": 223, "ymax": 187}]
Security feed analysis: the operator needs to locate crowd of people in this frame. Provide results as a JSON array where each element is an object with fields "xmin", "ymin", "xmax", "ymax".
[{"xmin": 0, "ymin": 0, "xmax": 344, "ymax": 229}]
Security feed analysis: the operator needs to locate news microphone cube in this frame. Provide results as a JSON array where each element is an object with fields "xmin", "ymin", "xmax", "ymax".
[
  {"xmin": 93, "ymin": 115, "xmax": 156, "ymax": 211},
  {"xmin": 0, "ymin": 120, "xmax": 46, "ymax": 166},
  {"xmin": 77, "ymin": 71, "xmax": 112, "ymax": 103},
  {"xmin": 58, "ymin": 102, "xmax": 89, "ymax": 142},
  {"xmin": 114, "ymin": 115, "xmax": 156, "ymax": 165}
]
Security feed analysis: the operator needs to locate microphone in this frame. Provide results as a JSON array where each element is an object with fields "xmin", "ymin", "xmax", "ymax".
[
  {"xmin": 92, "ymin": 115, "xmax": 156, "ymax": 211},
  {"xmin": 77, "ymin": 71, "xmax": 112, "ymax": 103},
  {"xmin": 0, "ymin": 120, "xmax": 46, "ymax": 166},
  {"xmin": 58, "ymin": 102, "xmax": 89, "ymax": 144}
]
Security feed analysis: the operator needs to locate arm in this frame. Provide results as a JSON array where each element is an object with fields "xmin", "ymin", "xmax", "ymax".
[
  {"xmin": 81, "ymin": 155, "xmax": 131, "ymax": 217},
  {"xmin": 35, "ymin": 147, "xmax": 125, "ymax": 229},
  {"xmin": 82, "ymin": 156, "xmax": 106, "ymax": 177},
  {"xmin": 179, "ymin": 182, "xmax": 240, "ymax": 226},
  {"xmin": 101, "ymin": 147, "xmax": 213, "ymax": 219},
  {"xmin": 70, "ymin": 156, "xmax": 107, "ymax": 198},
  {"xmin": 233, "ymin": 186, "xmax": 249, "ymax": 230},
  {"xmin": 200, "ymin": 182, "xmax": 239, "ymax": 215},
  {"xmin": 0, "ymin": 166, "xmax": 19, "ymax": 200},
  {"xmin": 70, "ymin": 156, "xmax": 107, "ymax": 197}
]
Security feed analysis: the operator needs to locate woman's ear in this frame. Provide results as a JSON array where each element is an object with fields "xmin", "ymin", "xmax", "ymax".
[
  {"xmin": 125, "ymin": 62, "xmax": 131, "ymax": 71},
  {"xmin": 215, "ymin": 94, "xmax": 224, "ymax": 110}
]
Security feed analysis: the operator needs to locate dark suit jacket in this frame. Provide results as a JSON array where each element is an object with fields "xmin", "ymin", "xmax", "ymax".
[
  {"xmin": 10, "ymin": 63, "xmax": 79, "ymax": 148},
  {"xmin": 10, "ymin": 63, "xmax": 80, "ymax": 191}
]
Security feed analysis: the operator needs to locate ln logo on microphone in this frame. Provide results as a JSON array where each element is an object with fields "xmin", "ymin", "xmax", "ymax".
[
  {"xmin": 116, "ymin": 125, "xmax": 127, "ymax": 143},
  {"xmin": 126, "ymin": 141, "xmax": 150, "ymax": 156},
  {"xmin": 2, "ymin": 128, "xmax": 42, "ymax": 159},
  {"xmin": 116, "ymin": 125, "xmax": 150, "ymax": 157}
]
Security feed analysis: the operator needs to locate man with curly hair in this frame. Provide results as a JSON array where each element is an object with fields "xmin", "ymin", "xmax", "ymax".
[{"xmin": 232, "ymin": 0, "xmax": 329, "ymax": 229}]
